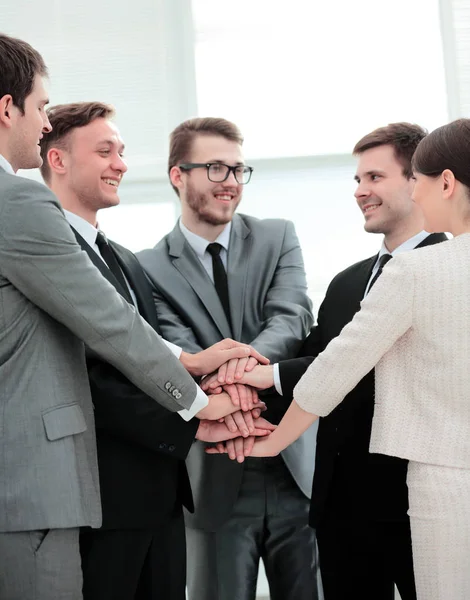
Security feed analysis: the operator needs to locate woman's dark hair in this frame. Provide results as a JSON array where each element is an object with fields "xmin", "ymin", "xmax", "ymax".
[{"xmin": 412, "ymin": 118, "xmax": 470, "ymax": 188}]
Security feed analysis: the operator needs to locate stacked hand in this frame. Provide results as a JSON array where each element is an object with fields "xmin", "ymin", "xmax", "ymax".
[{"xmin": 189, "ymin": 340, "xmax": 277, "ymax": 450}]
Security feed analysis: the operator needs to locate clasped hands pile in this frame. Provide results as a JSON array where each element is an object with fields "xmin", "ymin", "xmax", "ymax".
[{"xmin": 180, "ymin": 339, "xmax": 276, "ymax": 462}]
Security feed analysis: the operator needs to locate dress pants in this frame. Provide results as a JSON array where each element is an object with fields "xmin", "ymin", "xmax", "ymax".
[
  {"xmin": 186, "ymin": 456, "xmax": 320, "ymax": 600},
  {"xmin": 316, "ymin": 516, "xmax": 416, "ymax": 600},
  {"xmin": 80, "ymin": 509, "xmax": 186, "ymax": 600},
  {"xmin": 0, "ymin": 528, "xmax": 82, "ymax": 600},
  {"xmin": 407, "ymin": 461, "xmax": 470, "ymax": 600}
]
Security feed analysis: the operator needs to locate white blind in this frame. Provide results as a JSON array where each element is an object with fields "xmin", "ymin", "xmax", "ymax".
[
  {"xmin": 193, "ymin": 0, "xmax": 448, "ymax": 159},
  {"xmin": 2, "ymin": 0, "xmax": 197, "ymax": 181}
]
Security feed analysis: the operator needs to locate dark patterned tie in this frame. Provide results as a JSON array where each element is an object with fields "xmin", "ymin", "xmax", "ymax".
[
  {"xmin": 368, "ymin": 253, "xmax": 392, "ymax": 293},
  {"xmin": 207, "ymin": 242, "xmax": 231, "ymax": 324},
  {"xmin": 95, "ymin": 231, "xmax": 133, "ymax": 305}
]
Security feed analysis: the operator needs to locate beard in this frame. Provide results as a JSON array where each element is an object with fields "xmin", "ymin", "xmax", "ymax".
[{"xmin": 186, "ymin": 184, "xmax": 240, "ymax": 226}]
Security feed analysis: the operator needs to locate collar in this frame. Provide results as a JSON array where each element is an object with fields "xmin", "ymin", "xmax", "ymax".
[
  {"xmin": 378, "ymin": 230, "xmax": 429, "ymax": 260},
  {"xmin": 64, "ymin": 210, "xmax": 101, "ymax": 248},
  {"xmin": 179, "ymin": 219, "xmax": 232, "ymax": 260},
  {"xmin": 0, "ymin": 154, "xmax": 15, "ymax": 175}
]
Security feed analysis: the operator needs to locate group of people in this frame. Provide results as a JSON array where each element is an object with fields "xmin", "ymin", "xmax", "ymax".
[{"xmin": 0, "ymin": 31, "xmax": 468, "ymax": 600}]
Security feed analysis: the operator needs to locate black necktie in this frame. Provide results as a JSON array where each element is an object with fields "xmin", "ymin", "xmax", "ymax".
[
  {"xmin": 368, "ymin": 253, "xmax": 392, "ymax": 293},
  {"xmin": 95, "ymin": 231, "xmax": 133, "ymax": 304},
  {"xmin": 207, "ymin": 242, "xmax": 231, "ymax": 325}
]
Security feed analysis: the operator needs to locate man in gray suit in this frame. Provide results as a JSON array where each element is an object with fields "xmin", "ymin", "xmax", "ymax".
[
  {"xmin": 0, "ymin": 35, "xmax": 266, "ymax": 600},
  {"xmin": 138, "ymin": 117, "xmax": 320, "ymax": 600}
]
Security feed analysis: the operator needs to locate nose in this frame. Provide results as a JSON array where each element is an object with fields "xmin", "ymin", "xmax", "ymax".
[
  {"xmin": 113, "ymin": 155, "xmax": 128, "ymax": 174},
  {"xmin": 354, "ymin": 181, "xmax": 371, "ymax": 201},
  {"xmin": 222, "ymin": 168, "xmax": 238, "ymax": 186},
  {"xmin": 42, "ymin": 113, "xmax": 52, "ymax": 134}
]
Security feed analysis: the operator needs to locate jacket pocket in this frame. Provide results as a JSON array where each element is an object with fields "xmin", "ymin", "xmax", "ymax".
[{"xmin": 42, "ymin": 403, "xmax": 87, "ymax": 441}]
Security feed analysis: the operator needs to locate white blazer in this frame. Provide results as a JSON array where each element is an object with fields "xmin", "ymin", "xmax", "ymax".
[{"xmin": 295, "ymin": 233, "xmax": 470, "ymax": 469}]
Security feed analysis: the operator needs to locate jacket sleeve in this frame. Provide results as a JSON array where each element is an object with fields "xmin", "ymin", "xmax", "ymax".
[
  {"xmin": 0, "ymin": 176, "xmax": 198, "ymax": 412},
  {"xmin": 294, "ymin": 256, "xmax": 414, "ymax": 416}
]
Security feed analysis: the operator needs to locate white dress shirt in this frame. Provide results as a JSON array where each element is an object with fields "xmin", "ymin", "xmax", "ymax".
[
  {"xmin": 64, "ymin": 210, "xmax": 208, "ymax": 420},
  {"xmin": 0, "ymin": 154, "xmax": 15, "ymax": 175},
  {"xmin": 273, "ymin": 230, "xmax": 430, "ymax": 396},
  {"xmin": 179, "ymin": 219, "xmax": 231, "ymax": 281}
]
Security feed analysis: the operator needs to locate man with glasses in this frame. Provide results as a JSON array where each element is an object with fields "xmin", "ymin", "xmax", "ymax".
[{"xmin": 138, "ymin": 117, "xmax": 320, "ymax": 600}]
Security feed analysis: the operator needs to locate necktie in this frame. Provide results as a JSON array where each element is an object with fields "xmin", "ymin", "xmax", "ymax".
[
  {"xmin": 206, "ymin": 242, "xmax": 231, "ymax": 325},
  {"xmin": 368, "ymin": 253, "xmax": 392, "ymax": 293},
  {"xmin": 95, "ymin": 231, "xmax": 133, "ymax": 304}
]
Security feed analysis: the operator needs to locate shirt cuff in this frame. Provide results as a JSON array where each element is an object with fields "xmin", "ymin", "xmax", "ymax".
[
  {"xmin": 273, "ymin": 363, "xmax": 283, "ymax": 395},
  {"xmin": 163, "ymin": 338, "xmax": 182, "ymax": 359},
  {"xmin": 177, "ymin": 385, "xmax": 208, "ymax": 421}
]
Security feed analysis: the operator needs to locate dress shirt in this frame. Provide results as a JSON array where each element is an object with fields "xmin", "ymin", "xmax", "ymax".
[
  {"xmin": 64, "ymin": 210, "xmax": 208, "ymax": 420},
  {"xmin": 273, "ymin": 230, "xmax": 430, "ymax": 396},
  {"xmin": 0, "ymin": 154, "xmax": 15, "ymax": 175},
  {"xmin": 179, "ymin": 219, "xmax": 231, "ymax": 281}
]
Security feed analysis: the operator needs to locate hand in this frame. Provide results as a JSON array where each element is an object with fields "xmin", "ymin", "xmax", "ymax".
[
  {"xmin": 196, "ymin": 392, "xmax": 265, "ymax": 421},
  {"xmin": 236, "ymin": 365, "xmax": 275, "ymax": 390},
  {"xmin": 222, "ymin": 383, "xmax": 260, "ymax": 411},
  {"xmin": 216, "ymin": 355, "xmax": 260, "ymax": 385},
  {"xmin": 196, "ymin": 416, "xmax": 275, "ymax": 444},
  {"xmin": 180, "ymin": 339, "xmax": 269, "ymax": 378},
  {"xmin": 206, "ymin": 436, "xmax": 257, "ymax": 463},
  {"xmin": 222, "ymin": 406, "xmax": 269, "ymax": 437},
  {"xmin": 201, "ymin": 357, "xmax": 260, "ymax": 393}
]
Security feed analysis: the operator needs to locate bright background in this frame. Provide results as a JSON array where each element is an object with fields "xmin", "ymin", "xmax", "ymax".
[{"xmin": 3, "ymin": 1, "xmax": 470, "ymax": 596}]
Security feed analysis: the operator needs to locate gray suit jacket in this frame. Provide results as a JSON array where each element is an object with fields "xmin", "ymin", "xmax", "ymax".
[
  {"xmin": 138, "ymin": 214, "xmax": 314, "ymax": 530},
  {"xmin": 0, "ymin": 168, "xmax": 199, "ymax": 532}
]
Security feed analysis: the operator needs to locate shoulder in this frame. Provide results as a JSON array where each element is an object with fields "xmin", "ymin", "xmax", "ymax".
[
  {"xmin": 329, "ymin": 255, "xmax": 375, "ymax": 286},
  {"xmin": 238, "ymin": 213, "xmax": 293, "ymax": 231},
  {"xmin": 1, "ymin": 171, "xmax": 57, "ymax": 201}
]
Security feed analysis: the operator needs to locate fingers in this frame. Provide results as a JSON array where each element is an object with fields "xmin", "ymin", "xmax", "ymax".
[
  {"xmin": 223, "ymin": 414, "xmax": 238, "ymax": 434},
  {"xmin": 233, "ymin": 357, "xmax": 249, "ymax": 381},
  {"xmin": 252, "ymin": 416, "xmax": 277, "ymax": 431},
  {"xmin": 223, "ymin": 384, "xmax": 241, "ymax": 407},
  {"xmin": 222, "ymin": 358, "xmax": 239, "ymax": 385},
  {"xmin": 200, "ymin": 372, "xmax": 220, "ymax": 391},
  {"xmin": 217, "ymin": 361, "xmax": 228, "ymax": 384},
  {"xmin": 244, "ymin": 356, "xmax": 259, "ymax": 372},
  {"xmin": 230, "ymin": 410, "xmax": 252, "ymax": 437}
]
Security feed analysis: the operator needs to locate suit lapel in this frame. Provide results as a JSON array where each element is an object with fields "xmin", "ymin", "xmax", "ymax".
[
  {"xmin": 227, "ymin": 215, "xmax": 251, "ymax": 340},
  {"xmin": 168, "ymin": 224, "xmax": 233, "ymax": 338},
  {"xmin": 110, "ymin": 242, "xmax": 160, "ymax": 331},
  {"xmin": 71, "ymin": 227, "xmax": 132, "ymax": 304}
]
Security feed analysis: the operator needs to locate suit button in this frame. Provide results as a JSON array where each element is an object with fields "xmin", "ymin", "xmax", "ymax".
[
  {"xmin": 168, "ymin": 445, "xmax": 175, "ymax": 452},
  {"xmin": 172, "ymin": 389, "xmax": 179, "ymax": 397},
  {"xmin": 175, "ymin": 392, "xmax": 182, "ymax": 400},
  {"xmin": 165, "ymin": 382, "xmax": 172, "ymax": 391},
  {"xmin": 159, "ymin": 443, "xmax": 167, "ymax": 450}
]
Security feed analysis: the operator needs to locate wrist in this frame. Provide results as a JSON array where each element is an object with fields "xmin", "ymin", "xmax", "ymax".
[{"xmin": 180, "ymin": 351, "xmax": 199, "ymax": 376}]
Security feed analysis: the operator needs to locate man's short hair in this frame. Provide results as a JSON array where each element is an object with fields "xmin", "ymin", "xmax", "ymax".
[
  {"xmin": 353, "ymin": 122, "xmax": 428, "ymax": 179},
  {"xmin": 0, "ymin": 33, "xmax": 48, "ymax": 114},
  {"xmin": 39, "ymin": 101, "xmax": 115, "ymax": 182},
  {"xmin": 168, "ymin": 117, "xmax": 244, "ymax": 195}
]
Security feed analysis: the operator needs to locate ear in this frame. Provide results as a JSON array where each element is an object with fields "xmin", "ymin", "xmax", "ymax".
[
  {"xmin": 47, "ymin": 147, "xmax": 68, "ymax": 176},
  {"xmin": 442, "ymin": 169, "xmax": 456, "ymax": 198},
  {"xmin": 0, "ymin": 95, "xmax": 15, "ymax": 128},
  {"xmin": 169, "ymin": 165, "xmax": 184, "ymax": 192}
]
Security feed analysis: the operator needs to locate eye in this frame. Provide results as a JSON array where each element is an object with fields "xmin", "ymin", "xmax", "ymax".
[
  {"xmin": 99, "ymin": 149, "xmax": 110, "ymax": 155},
  {"xmin": 211, "ymin": 163, "xmax": 223, "ymax": 172},
  {"xmin": 370, "ymin": 174, "xmax": 381, "ymax": 181}
]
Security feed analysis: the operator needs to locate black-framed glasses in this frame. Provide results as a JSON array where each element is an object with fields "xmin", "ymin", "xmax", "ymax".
[{"xmin": 179, "ymin": 162, "xmax": 254, "ymax": 185}]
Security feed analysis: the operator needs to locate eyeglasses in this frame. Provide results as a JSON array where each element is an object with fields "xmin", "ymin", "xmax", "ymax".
[{"xmin": 178, "ymin": 162, "xmax": 254, "ymax": 185}]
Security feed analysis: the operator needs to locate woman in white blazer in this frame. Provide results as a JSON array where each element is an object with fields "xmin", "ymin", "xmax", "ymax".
[{"xmin": 250, "ymin": 118, "xmax": 470, "ymax": 600}]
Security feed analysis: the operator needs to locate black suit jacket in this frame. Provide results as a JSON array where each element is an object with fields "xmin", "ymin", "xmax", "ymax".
[
  {"xmin": 278, "ymin": 233, "xmax": 447, "ymax": 528},
  {"xmin": 72, "ymin": 229, "xmax": 198, "ymax": 529}
]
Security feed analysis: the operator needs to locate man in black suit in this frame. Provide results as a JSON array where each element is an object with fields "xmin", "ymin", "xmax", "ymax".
[
  {"xmin": 206, "ymin": 123, "xmax": 447, "ymax": 600},
  {"xmin": 39, "ymin": 101, "xmax": 274, "ymax": 600}
]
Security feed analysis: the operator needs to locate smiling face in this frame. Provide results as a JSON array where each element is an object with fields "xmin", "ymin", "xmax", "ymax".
[
  {"xmin": 61, "ymin": 117, "xmax": 127, "ymax": 213},
  {"xmin": 176, "ymin": 134, "xmax": 244, "ymax": 228},
  {"xmin": 8, "ymin": 74, "xmax": 51, "ymax": 171},
  {"xmin": 354, "ymin": 144, "xmax": 423, "ymax": 248}
]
